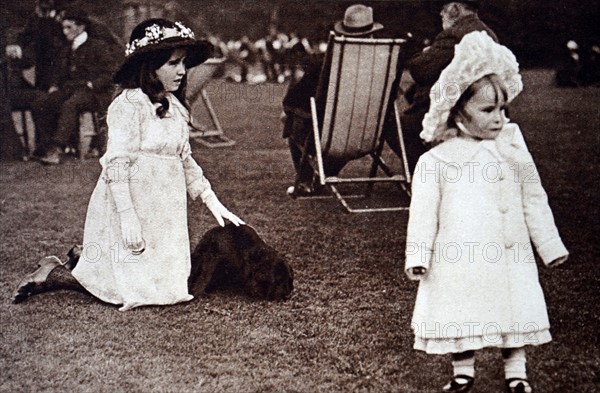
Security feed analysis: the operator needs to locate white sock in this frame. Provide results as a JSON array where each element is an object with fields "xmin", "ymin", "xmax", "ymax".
[
  {"xmin": 503, "ymin": 347, "xmax": 527, "ymax": 380},
  {"xmin": 452, "ymin": 352, "xmax": 475, "ymax": 378}
]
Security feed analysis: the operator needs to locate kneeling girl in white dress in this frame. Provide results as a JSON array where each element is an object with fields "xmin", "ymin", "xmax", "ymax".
[{"xmin": 14, "ymin": 19, "xmax": 244, "ymax": 311}]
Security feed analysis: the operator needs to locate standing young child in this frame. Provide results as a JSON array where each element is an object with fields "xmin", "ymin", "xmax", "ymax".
[
  {"xmin": 405, "ymin": 31, "xmax": 568, "ymax": 393},
  {"xmin": 13, "ymin": 19, "xmax": 244, "ymax": 311}
]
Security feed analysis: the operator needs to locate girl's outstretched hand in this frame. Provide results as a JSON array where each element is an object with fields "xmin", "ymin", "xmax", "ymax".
[
  {"xmin": 213, "ymin": 208, "xmax": 245, "ymax": 227},
  {"xmin": 201, "ymin": 190, "xmax": 246, "ymax": 227}
]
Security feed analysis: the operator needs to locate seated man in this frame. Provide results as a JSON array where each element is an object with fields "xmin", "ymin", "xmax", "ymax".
[
  {"xmin": 5, "ymin": 0, "xmax": 68, "ymax": 156},
  {"xmin": 33, "ymin": 8, "xmax": 120, "ymax": 164},
  {"xmin": 282, "ymin": 4, "xmax": 408, "ymax": 197}
]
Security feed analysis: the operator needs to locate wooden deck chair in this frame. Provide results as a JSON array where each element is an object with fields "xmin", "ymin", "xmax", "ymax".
[
  {"xmin": 301, "ymin": 33, "xmax": 411, "ymax": 213},
  {"xmin": 11, "ymin": 109, "xmax": 35, "ymax": 159},
  {"xmin": 187, "ymin": 58, "xmax": 235, "ymax": 148},
  {"xmin": 77, "ymin": 111, "xmax": 102, "ymax": 159}
]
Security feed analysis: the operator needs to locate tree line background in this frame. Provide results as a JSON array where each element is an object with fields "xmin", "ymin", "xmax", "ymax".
[{"xmin": 3, "ymin": 0, "xmax": 600, "ymax": 67}]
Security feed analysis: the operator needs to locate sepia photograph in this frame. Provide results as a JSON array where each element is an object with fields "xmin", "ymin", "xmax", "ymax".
[{"xmin": 1, "ymin": 0, "xmax": 599, "ymax": 392}]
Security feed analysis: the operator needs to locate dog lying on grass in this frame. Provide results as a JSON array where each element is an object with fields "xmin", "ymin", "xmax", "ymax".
[
  {"xmin": 189, "ymin": 224, "xmax": 294, "ymax": 301},
  {"xmin": 54, "ymin": 225, "xmax": 294, "ymax": 302}
]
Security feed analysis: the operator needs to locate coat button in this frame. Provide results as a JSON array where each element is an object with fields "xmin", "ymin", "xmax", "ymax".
[{"xmin": 499, "ymin": 206, "xmax": 509, "ymax": 213}]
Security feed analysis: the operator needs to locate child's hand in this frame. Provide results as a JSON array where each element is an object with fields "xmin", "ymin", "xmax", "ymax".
[
  {"xmin": 406, "ymin": 266, "xmax": 427, "ymax": 281},
  {"xmin": 548, "ymin": 255, "xmax": 568, "ymax": 268},
  {"xmin": 412, "ymin": 267, "xmax": 427, "ymax": 276}
]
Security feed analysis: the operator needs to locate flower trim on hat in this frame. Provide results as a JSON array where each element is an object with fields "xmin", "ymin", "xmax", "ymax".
[
  {"xmin": 125, "ymin": 21, "xmax": 195, "ymax": 56},
  {"xmin": 420, "ymin": 31, "xmax": 523, "ymax": 143}
]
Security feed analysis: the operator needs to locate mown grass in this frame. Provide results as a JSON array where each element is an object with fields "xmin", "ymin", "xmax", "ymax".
[{"xmin": 1, "ymin": 70, "xmax": 599, "ymax": 392}]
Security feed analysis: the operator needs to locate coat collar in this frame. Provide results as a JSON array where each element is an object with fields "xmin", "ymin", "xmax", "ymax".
[
  {"xmin": 429, "ymin": 123, "xmax": 527, "ymax": 163},
  {"xmin": 72, "ymin": 31, "xmax": 88, "ymax": 51}
]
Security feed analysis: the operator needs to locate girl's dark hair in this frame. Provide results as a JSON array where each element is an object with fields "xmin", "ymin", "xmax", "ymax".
[
  {"xmin": 118, "ymin": 48, "xmax": 189, "ymax": 118},
  {"xmin": 447, "ymin": 73, "xmax": 508, "ymax": 129}
]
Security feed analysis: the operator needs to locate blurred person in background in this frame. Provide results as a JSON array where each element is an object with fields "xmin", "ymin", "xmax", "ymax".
[
  {"xmin": 237, "ymin": 35, "xmax": 255, "ymax": 83},
  {"xmin": 555, "ymin": 40, "xmax": 581, "ymax": 87},
  {"xmin": 263, "ymin": 24, "xmax": 288, "ymax": 83},
  {"xmin": 578, "ymin": 41, "xmax": 600, "ymax": 86},
  {"xmin": 32, "ymin": 8, "xmax": 121, "ymax": 165},
  {"xmin": 7, "ymin": 0, "xmax": 68, "ymax": 92},
  {"xmin": 4, "ymin": 0, "xmax": 68, "ymax": 157},
  {"xmin": 399, "ymin": 0, "xmax": 498, "ymax": 174},
  {"xmin": 1, "ymin": 18, "xmax": 25, "ymax": 160},
  {"xmin": 284, "ymin": 32, "xmax": 313, "ymax": 83}
]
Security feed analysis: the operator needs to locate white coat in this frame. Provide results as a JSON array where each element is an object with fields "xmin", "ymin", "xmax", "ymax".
[{"xmin": 405, "ymin": 124, "xmax": 568, "ymax": 354}]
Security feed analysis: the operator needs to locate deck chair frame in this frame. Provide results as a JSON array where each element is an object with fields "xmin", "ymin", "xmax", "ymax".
[
  {"xmin": 188, "ymin": 58, "xmax": 236, "ymax": 148},
  {"xmin": 298, "ymin": 34, "xmax": 411, "ymax": 213}
]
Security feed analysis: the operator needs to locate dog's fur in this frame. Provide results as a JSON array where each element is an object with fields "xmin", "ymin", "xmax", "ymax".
[
  {"xmin": 189, "ymin": 224, "xmax": 294, "ymax": 300},
  {"xmin": 65, "ymin": 224, "xmax": 293, "ymax": 301}
]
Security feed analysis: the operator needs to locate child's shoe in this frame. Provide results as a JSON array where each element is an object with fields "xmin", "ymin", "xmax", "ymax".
[
  {"xmin": 506, "ymin": 378, "xmax": 533, "ymax": 393},
  {"xmin": 442, "ymin": 375, "xmax": 474, "ymax": 392}
]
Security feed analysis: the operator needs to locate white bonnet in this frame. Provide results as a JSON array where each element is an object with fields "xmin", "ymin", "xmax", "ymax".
[{"xmin": 420, "ymin": 31, "xmax": 523, "ymax": 143}]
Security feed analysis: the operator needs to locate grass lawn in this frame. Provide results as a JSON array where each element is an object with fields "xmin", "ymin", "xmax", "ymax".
[{"xmin": 1, "ymin": 69, "xmax": 599, "ymax": 392}]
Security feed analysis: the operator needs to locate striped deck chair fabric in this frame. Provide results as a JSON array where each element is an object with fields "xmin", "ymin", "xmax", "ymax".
[{"xmin": 307, "ymin": 33, "xmax": 411, "ymax": 213}]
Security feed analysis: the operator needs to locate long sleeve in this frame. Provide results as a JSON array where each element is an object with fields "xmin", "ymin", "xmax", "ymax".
[
  {"xmin": 407, "ymin": 30, "xmax": 456, "ymax": 85},
  {"xmin": 51, "ymin": 44, "xmax": 70, "ymax": 88},
  {"xmin": 100, "ymin": 95, "xmax": 145, "ymax": 216},
  {"xmin": 405, "ymin": 153, "xmax": 441, "ymax": 277},
  {"xmin": 61, "ymin": 38, "xmax": 120, "ymax": 93},
  {"xmin": 180, "ymin": 140, "xmax": 212, "ymax": 200},
  {"xmin": 89, "ymin": 39, "xmax": 121, "ymax": 92},
  {"xmin": 495, "ymin": 123, "xmax": 568, "ymax": 266},
  {"xmin": 103, "ymin": 94, "xmax": 142, "ymax": 164},
  {"xmin": 519, "ymin": 155, "xmax": 569, "ymax": 266},
  {"xmin": 407, "ymin": 15, "xmax": 498, "ymax": 86},
  {"xmin": 99, "ymin": 93, "xmax": 143, "ymax": 214},
  {"xmin": 282, "ymin": 59, "xmax": 322, "ymax": 117}
]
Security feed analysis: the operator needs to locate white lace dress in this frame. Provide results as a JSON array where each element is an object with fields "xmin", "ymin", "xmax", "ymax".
[{"xmin": 72, "ymin": 89, "xmax": 211, "ymax": 311}]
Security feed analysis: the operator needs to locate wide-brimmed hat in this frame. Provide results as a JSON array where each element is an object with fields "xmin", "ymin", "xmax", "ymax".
[
  {"xmin": 438, "ymin": 0, "xmax": 480, "ymax": 8},
  {"xmin": 114, "ymin": 19, "xmax": 213, "ymax": 84},
  {"xmin": 38, "ymin": 0, "xmax": 59, "ymax": 11},
  {"xmin": 420, "ymin": 31, "xmax": 523, "ymax": 143},
  {"xmin": 333, "ymin": 4, "xmax": 384, "ymax": 36},
  {"xmin": 62, "ymin": 8, "xmax": 91, "ymax": 25}
]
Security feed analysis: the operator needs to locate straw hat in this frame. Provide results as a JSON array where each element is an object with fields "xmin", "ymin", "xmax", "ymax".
[
  {"xmin": 333, "ymin": 4, "xmax": 384, "ymax": 36},
  {"xmin": 114, "ymin": 19, "xmax": 213, "ymax": 84}
]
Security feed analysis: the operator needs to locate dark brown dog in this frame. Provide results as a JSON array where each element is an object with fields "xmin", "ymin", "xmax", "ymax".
[
  {"xmin": 64, "ymin": 224, "xmax": 293, "ymax": 300},
  {"xmin": 189, "ymin": 224, "xmax": 294, "ymax": 300}
]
